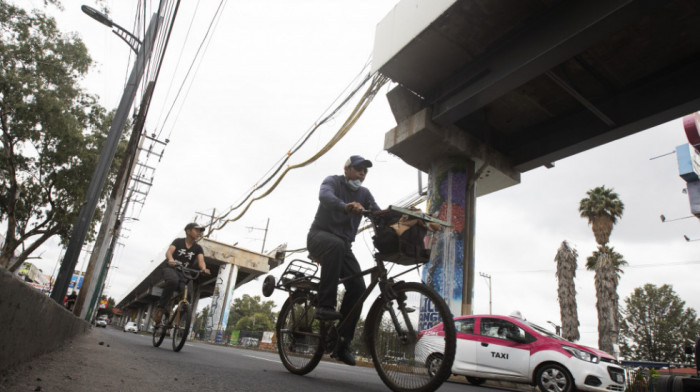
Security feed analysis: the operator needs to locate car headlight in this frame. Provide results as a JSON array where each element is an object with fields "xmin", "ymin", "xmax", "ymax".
[{"xmin": 562, "ymin": 345, "xmax": 599, "ymax": 363}]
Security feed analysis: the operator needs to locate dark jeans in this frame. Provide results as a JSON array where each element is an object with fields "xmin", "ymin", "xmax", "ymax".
[
  {"xmin": 307, "ymin": 229, "xmax": 366, "ymax": 344},
  {"xmin": 159, "ymin": 267, "xmax": 193, "ymax": 308}
]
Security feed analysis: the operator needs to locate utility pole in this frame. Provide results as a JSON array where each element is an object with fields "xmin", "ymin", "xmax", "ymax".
[
  {"xmin": 246, "ymin": 218, "xmax": 270, "ymax": 253},
  {"xmin": 479, "ymin": 272, "xmax": 492, "ymax": 314},
  {"xmin": 51, "ymin": 8, "xmax": 158, "ymax": 306},
  {"xmin": 76, "ymin": 81, "xmax": 156, "ymax": 320},
  {"xmin": 195, "ymin": 209, "xmax": 217, "ymax": 235}
]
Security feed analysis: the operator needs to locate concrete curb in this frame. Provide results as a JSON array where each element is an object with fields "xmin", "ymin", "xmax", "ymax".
[{"xmin": 0, "ymin": 266, "xmax": 90, "ymax": 373}]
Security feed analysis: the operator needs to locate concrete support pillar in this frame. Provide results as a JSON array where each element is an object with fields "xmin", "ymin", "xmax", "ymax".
[
  {"xmin": 136, "ymin": 308, "xmax": 144, "ymax": 331},
  {"xmin": 422, "ymin": 158, "xmax": 476, "ymax": 317},
  {"xmin": 191, "ymin": 284, "xmax": 201, "ymax": 338},
  {"xmin": 206, "ymin": 263, "xmax": 239, "ymax": 342},
  {"xmin": 146, "ymin": 303, "xmax": 154, "ymax": 331},
  {"xmin": 463, "ymin": 162, "xmax": 477, "ymax": 316}
]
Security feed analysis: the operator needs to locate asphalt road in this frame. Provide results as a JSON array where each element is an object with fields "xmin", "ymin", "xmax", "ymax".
[{"xmin": 0, "ymin": 326, "xmax": 527, "ymax": 392}]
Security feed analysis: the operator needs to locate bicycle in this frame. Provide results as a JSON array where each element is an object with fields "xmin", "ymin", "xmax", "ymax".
[
  {"xmin": 262, "ymin": 206, "xmax": 457, "ymax": 392},
  {"xmin": 152, "ymin": 261, "xmax": 202, "ymax": 352}
]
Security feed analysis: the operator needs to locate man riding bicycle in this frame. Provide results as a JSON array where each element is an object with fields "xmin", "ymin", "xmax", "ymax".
[
  {"xmin": 152, "ymin": 222, "xmax": 210, "ymax": 326},
  {"xmin": 307, "ymin": 155, "xmax": 379, "ymax": 366}
]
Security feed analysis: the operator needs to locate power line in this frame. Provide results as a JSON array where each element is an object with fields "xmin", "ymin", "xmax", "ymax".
[
  {"xmin": 213, "ymin": 70, "xmax": 374, "ymax": 224},
  {"xmin": 484, "ymin": 259, "xmax": 700, "ymax": 274},
  {"xmin": 208, "ymin": 56, "xmax": 375, "ymax": 225},
  {"xmin": 208, "ymin": 73, "xmax": 388, "ymax": 233},
  {"xmin": 152, "ymin": 0, "xmax": 202, "ymax": 130},
  {"xmin": 155, "ymin": 0, "xmax": 228, "ymax": 141}
]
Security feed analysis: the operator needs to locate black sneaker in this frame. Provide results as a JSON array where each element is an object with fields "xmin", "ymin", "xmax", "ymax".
[
  {"xmin": 331, "ymin": 346, "xmax": 356, "ymax": 366},
  {"xmin": 315, "ymin": 306, "xmax": 341, "ymax": 320}
]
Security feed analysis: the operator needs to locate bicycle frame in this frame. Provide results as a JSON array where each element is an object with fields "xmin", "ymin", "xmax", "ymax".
[
  {"xmin": 162, "ymin": 263, "xmax": 200, "ymax": 327},
  {"xmin": 331, "ymin": 258, "xmax": 414, "ymax": 340},
  {"xmin": 166, "ymin": 285, "xmax": 190, "ymax": 327}
]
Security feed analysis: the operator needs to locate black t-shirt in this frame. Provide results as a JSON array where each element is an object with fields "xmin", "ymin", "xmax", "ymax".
[{"xmin": 170, "ymin": 238, "xmax": 204, "ymax": 268}]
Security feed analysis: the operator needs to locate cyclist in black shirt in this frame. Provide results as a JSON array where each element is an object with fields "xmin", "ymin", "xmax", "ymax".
[{"xmin": 152, "ymin": 223, "xmax": 210, "ymax": 326}]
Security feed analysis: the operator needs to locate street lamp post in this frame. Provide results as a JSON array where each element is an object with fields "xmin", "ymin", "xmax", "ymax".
[
  {"xmin": 50, "ymin": 6, "xmax": 158, "ymax": 306},
  {"xmin": 547, "ymin": 320, "xmax": 562, "ymax": 336}
]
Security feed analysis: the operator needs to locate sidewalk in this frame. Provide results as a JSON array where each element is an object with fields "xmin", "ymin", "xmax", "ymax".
[{"xmin": 0, "ymin": 328, "xmax": 165, "ymax": 392}]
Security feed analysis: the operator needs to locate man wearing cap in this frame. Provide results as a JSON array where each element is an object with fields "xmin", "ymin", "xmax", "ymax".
[
  {"xmin": 307, "ymin": 155, "xmax": 380, "ymax": 366},
  {"xmin": 152, "ymin": 223, "xmax": 210, "ymax": 326}
]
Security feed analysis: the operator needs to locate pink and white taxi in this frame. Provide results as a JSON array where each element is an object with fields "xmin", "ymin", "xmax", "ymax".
[{"xmin": 416, "ymin": 314, "xmax": 625, "ymax": 392}]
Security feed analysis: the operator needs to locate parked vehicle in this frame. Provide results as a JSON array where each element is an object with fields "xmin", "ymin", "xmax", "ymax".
[
  {"xmin": 416, "ymin": 314, "xmax": 625, "ymax": 392},
  {"xmin": 123, "ymin": 321, "xmax": 138, "ymax": 333},
  {"xmin": 95, "ymin": 319, "xmax": 107, "ymax": 328}
]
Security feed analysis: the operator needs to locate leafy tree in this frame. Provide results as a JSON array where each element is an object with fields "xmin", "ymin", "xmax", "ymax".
[
  {"xmin": 620, "ymin": 284, "xmax": 700, "ymax": 362},
  {"xmin": 193, "ymin": 305, "xmax": 210, "ymax": 339},
  {"xmin": 554, "ymin": 241, "xmax": 580, "ymax": 342},
  {"xmin": 235, "ymin": 313, "xmax": 274, "ymax": 332},
  {"xmin": 350, "ymin": 317, "xmax": 367, "ymax": 357},
  {"xmin": 226, "ymin": 294, "xmax": 276, "ymax": 331},
  {"xmin": 579, "ymin": 186, "xmax": 625, "ymax": 354},
  {"xmin": 0, "ymin": 1, "xmax": 123, "ymax": 272}
]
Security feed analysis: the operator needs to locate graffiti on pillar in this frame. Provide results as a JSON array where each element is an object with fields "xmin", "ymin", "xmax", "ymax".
[
  {"xmin": 205, "ymin": 275, "xmax": 224, "ymax": 339},
  {"xmin": 423, "ymin": 165, "xmax": 465, "ymax": 317}
]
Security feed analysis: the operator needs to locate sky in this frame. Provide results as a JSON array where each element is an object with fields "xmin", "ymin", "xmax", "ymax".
[{"xmin": 19, "ymin": 0, "xmax": 700, "ymax": 350}]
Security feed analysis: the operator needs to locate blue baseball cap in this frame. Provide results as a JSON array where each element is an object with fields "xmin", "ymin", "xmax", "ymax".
[{"xmin": 344, "ymin": 155, "xmax": 373, "ymax": 169}]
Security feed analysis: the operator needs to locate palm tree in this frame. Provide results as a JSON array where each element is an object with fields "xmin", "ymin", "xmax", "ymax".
[
  {"xmin": 587, "ymin": 246, "xmax": 628, "ymax": 354},
  {"xmin": 579, "ymin": 186, "xmax": 624, "ymax": 245},
  {"xmin": 554, "ymin": 241, "xmax": 580, "ymax": 342},
  {"xmin": 579, "ymin": 186, "xmax": 625, "ymax": 354}
]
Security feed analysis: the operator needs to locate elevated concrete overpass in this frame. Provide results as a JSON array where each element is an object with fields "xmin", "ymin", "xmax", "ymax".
[
  {"xmin": 372, "ymin": 0, "xmax": 700, "ymax": 314},
  {"xmin": 114, "ymin": 238, "xmax": 285, "ymax": 340}
]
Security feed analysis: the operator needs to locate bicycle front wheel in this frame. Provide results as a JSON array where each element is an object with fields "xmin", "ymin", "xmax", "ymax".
[
  {"xmin": 152, "ymin": 323, "xmax": 166, "ymax": 347},
  {"xmin": 172, "ymin": 303, "xmax": 191, "ymax": 352},
  {"xmin": 276, "ymin": 293, "xmax": 323, "ymax": 375},
  {"xmin": 365, "ymin": 282, "xmax": 456, "ymax": 392}
]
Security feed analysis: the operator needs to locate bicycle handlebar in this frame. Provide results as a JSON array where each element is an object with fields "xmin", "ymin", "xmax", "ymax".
[{"xmin": 171, "ymin": 261, "xmax": 204, "ymax": 280}]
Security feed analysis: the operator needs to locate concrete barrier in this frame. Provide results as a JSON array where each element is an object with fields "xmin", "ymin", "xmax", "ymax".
[{"xmin": 0, "ymin": 266, "xmax": 90, "ymax": 372}]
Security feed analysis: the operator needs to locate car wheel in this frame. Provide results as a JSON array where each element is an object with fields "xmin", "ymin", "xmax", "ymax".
[
  {"xmin": 425, "ymin": 353, "xmax": 443, "ymax": 377},
  {"xmin": 536, "ymin": 363, "xmax": 573, "ymax": 392},
  {"xmin": 466, "ymin": 376, "xmax": 486, "ymax": 386}
]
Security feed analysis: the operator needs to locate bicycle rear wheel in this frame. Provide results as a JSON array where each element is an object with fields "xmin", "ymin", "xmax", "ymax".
[
  {"xmin": 172, "ymin": 303, "xmax": 191, "ymax": 352},
  {"xmin": 365, "ymin": 282, "xmax": 456, "ymax": 392},
  {"xmin": 276, "ymin": 293, "xmax": 323, "ymax": 375}
]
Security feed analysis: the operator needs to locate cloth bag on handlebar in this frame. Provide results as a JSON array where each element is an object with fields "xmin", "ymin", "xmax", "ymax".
[{"xmin": 372, "ymin": 209, "xmax": 434, "ymax": 258}]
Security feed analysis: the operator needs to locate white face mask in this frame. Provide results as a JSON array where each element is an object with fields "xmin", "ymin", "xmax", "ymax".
[{"xmin": 347, "ymin": 179, "xmax": 362, "ymax": 191}]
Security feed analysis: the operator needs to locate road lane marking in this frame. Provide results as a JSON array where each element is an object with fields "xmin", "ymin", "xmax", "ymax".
[{"xmin": 244, "ymin": 354, "xmax": 280, "ymax": 363}]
